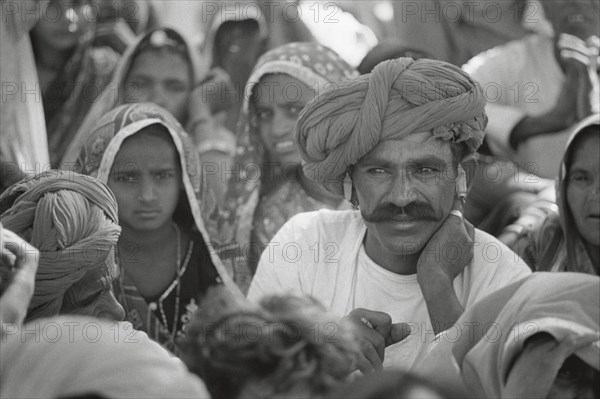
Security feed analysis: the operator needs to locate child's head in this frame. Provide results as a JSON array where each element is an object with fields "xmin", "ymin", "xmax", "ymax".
[{"xmin": 107, "ymin": 124, "xmax": 184, "ymax": 233}]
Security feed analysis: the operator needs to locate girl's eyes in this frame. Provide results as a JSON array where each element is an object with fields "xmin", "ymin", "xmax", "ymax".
[{"xmin": 115, "ymin": 175, "xmax": 137, "ymax": 183}]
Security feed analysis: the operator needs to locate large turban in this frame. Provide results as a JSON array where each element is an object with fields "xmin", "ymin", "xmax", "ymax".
[
  {"xmin": 296, "ymin": 58, "xmax": 488, "ymax": 196},
  {"xmin": 0, "ymin": 170, "xmax": 121, "ymax": 321}
]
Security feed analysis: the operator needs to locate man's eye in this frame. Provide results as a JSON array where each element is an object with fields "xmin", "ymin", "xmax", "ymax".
[
  {"xmin": 367, "ymin": 168, "xmax": 388, "ymax": 175},
  {"xmin": 415, "ymin": 167, "xmax": 438, "ymax": 174}
]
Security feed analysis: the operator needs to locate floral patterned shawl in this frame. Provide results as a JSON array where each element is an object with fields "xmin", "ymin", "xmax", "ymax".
[{"xmin": 217, "ymin": 42, "xmax": 358, "ymax": 293}]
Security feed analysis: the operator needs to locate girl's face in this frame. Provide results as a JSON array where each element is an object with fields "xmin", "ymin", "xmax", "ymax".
[
  {"xmin": 107, "ymin": 125, "xmax": 182, "ymax": 234},
  {"xmin": 124, "ymin": 49, "xmax": 192, "ymax": 123},
  {"xmin": 252, "ymin": 74, "xmax": 316, "ymax": 167}
]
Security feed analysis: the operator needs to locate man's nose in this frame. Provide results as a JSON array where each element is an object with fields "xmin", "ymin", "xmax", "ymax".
[{"xmin": 387, "ymin": 173, "xmax": 418, "ymax": 208}]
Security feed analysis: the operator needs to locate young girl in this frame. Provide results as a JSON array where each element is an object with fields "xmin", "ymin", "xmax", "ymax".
[{"xmin": 72, "ymin": 102, "xmax": 241, "ymax": 350}]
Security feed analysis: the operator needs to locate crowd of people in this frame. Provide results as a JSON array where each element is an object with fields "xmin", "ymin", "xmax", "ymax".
[{"xmin": 0, "ymin": 0, "xmax": 598, "ymax": 398}]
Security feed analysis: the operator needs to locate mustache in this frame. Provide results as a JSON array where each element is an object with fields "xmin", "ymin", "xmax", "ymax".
[{"xmin": 362, "ymin": 202, "xmax": 440, "ymax": 223}]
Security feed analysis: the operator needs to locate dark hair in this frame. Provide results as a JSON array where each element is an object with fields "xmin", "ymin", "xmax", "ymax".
[{"xmin": 178, "ymin": 289, "xmax": 358, "ymax": 399}]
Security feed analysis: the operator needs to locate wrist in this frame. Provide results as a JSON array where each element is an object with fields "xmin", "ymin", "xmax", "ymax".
[{"xmin": 418, "ymin": 269, "xmax": 454, "ymax": 297}]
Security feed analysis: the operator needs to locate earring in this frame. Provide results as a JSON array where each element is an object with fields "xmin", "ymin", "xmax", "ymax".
[
  {"xmin": 65, "ymin": 8, "xmax": 79, "ymax": 33},
  {"xmin": 343, "ymin": 173, "xmax": 352, "ymax": 203},
  {"xmin": 456, "ymin": 164, "xmax": 467, "ymax": 204}
]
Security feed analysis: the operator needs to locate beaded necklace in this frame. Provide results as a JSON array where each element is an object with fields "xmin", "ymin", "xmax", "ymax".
[{"xmin": 147, "ymin": 223, "xmax": 192, "ymax": 347}]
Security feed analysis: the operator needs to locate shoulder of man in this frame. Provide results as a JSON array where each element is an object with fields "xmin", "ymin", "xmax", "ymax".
[
  {"xmin": 469, "ymin": 228, "xmax": 532, "ymax": 280},
  {"xmin": 277, "ymin": 209, "xmax": 362, "ymax": 240},
  {"xmin": 455, "ymin": 228, "xmax": 531, "ymax": 306}
]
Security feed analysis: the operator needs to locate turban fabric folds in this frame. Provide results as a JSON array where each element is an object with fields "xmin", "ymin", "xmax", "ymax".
[
  {"xmin": 296, "ymin": 58, "xmax": 488, "ymax": 196},
  {"xmin": 0, "ymin": 170, "xmax": 121, "ymax": 321}
]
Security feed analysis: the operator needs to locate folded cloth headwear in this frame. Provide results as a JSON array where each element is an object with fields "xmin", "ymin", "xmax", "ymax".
[
  {"xmin": 0, "ymin": 170, "xmax": 121, "ymax": 321},
  {"xmin": 296, "ymin": 57, "xmax": 488, "ymax": 196}
]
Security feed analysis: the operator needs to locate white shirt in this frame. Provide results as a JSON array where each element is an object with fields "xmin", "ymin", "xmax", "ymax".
[{"xmin": 248, "ymin": 209, "xmax": 532, "ymax": 369}]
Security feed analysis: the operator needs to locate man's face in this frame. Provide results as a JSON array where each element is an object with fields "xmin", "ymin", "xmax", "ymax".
[
  {"xmin": 352, "ymin": 133, "xmax": 457, "ymax": 256},
  {"xmin": 60, "ymin": 248, "xmax": 125, "ymax": 321},
  {"xmin": 107, "ymin": 128, "xmax": 182, "ymax": 234},
  {"xmin": 566, "ymin": 132, "xmax": 600, "ymax": 247}
]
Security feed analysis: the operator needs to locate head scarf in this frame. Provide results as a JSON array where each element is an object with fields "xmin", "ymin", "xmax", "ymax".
[
  {"xmin": 60, "ymin": 27, "xmax": 209, "ymax": 167},
  {"xmin": 446, "ymin": 272, "xmax": 599, "ymax": 398},
  {"xmin": 0, "ymin": 170, "xmax": 120, "ymax": 321},
  {"xmin": 217, "ymin": 42, "xmax": 358, "ymax": 292},
  {"xmin": 65, "ymin": 102, "xmax": 242, "ymax": 296},
  {"xmin": 296, "ymin": 57, "xmax": 488, "ymax": 196},
  {"xmin": 541, "ymin": 113, "xmax": 600, "ymax": 274},
  {"xmin": 0, "ymin": 316, "xmax": 210, "ymax": 398}
]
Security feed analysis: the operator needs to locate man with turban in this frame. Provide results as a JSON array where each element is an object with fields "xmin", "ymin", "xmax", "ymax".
[
  {"xmin": 248, "ymin": 58, "xmax": 531, "ymax": 372},
  {"xmin": 0, "ymin": 170, "xmax": 125, "ymax": 322}
]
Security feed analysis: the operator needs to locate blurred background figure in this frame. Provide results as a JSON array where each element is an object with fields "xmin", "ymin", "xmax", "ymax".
[
  {"xmin": 93, "ymin": 0, "xmax": 158, "ymax": 54},
  {"xmin": 199, "ymin": 0, "xmax": 314, "ymax": 134},
  {"xmin": 463, "ymin": 0, "xmax": 600, "ymax": 180},
  {"xmin": 31, "ymin": 0, "xmax": 119, "ymax": 166},
  {"xmin": 0, "ymin": 170, "xmax": 124, "ymax": 323},
  {"xmin": 0, "ymin": 0, "xmax": 50, "ymax": 192}
]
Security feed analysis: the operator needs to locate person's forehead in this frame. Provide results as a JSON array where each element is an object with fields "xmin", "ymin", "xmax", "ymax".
[
  {"xmin": 114, "ymin": 133, "xmax": 179, "ymax": 164},
  {"xmin": 254, "ymin": 74, "xmax": 315, "ymax": 104},
  {"xmin": 570, "ymin": 134, "xmax": 600, "ymax": 169},
  {"xmin": 128, "ymin": 51, "xmax": 190, "ymax": 79},
  {"xmin": 359, "ymin": 132, "xmax": 454, "ymax": 164}
]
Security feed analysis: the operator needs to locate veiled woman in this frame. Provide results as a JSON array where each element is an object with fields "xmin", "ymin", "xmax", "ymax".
[
  {"xmin": 71, "ymin": 102, "xmax": 241, "ymax": 350},
  {"xmin": 218, "ymin": 42, "xmax": 358, "ymax": 291}
]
